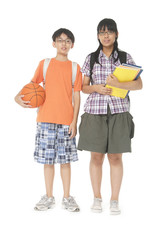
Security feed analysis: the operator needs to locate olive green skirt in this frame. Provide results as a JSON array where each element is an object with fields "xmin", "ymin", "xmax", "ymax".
[{"xmin": 77, "ymin": 107, "xmax": 134, "ymax": 154}]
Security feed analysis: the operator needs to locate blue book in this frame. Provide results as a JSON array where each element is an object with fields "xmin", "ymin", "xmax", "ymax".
[{"xmin": 122, "ymin": 64, "xmax": 143, "ymax": 97}]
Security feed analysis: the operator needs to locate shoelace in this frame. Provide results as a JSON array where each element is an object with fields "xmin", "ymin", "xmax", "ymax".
[
  {"xmin": 94, "ymin": 198, "xmax": 102, "ymax": 206},
  {"xmin": 67, "ymin": 196, "xmax": 77, "ymax": 206},
  {"xmin": 111, "ymin": 200, "xmax": 118, "ymax": 208},
  {"xmin": 38, "ymin": 195, "xmax": 48, "ymax": 204}
]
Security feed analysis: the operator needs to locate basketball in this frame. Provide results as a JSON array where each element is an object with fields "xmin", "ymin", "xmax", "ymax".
[{"xmin": 21, "ymin": 82, "xmax": 45, "ymax": 108}]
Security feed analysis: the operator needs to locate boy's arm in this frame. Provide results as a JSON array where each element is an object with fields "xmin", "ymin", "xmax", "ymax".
[
  {"xmin": 14, "ymin": 86, "xmax": 32, "ymax": 108},
  {"xmin": 68, "ymin": 91, "xmax": 80, "ymax": 139},
  {"xmin": 15, "ymin": 60, "xmax": 44, "ymax": 107},
  {"xmin": 72, "ymin": 91, "xmax": 80, "ymax": 124}
]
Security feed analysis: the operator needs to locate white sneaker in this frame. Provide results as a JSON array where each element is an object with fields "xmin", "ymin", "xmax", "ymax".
[
  {"xmin": 91, "ymin": 198, "xmax": 102, "ymax": 213},
  {"xmin": 34, "ymin": 195, "xmax": 55, "ymax": 211},
  {"xmin": 62, "ymin": 196, "xmax": 80, "ymax": 212},
  {"xmin": 110, "ymin": 200, "xmax": 121, "ymax": 215}
]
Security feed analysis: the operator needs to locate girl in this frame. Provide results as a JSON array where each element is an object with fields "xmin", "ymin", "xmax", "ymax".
[{"xmin": 77, "ymin": 18, "xmax": 142, "ymax": 215}]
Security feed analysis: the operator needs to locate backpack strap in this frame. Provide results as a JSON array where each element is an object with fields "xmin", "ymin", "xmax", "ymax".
[
  {"xmin": 72, "ymin": 62, "xmax": 77, "ymax": 87},
  {"xmin": 118, "ymin": 51, "xmax": 127, "ymax": 64},
  {"xmin": 43, "ymin": 58, "xmax": 51, "ymax": 89},
  {"xmin": 71, "ymin": 62, "xmax": 77, "ymax": 105}
]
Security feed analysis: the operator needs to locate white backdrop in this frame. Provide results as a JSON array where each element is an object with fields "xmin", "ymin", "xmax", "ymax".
[{"xmin": 0, "ymin": 0, "xmax": 159, "ymax": 239}]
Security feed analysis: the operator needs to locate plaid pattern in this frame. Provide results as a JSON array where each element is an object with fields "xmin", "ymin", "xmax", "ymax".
[
  {"xmin": 81, "ymin": 50, "xmax": 136, "ymax": 114},
  {"xmin": 34, "ymin": 122, "xmax": 78, "ymax": 164}
]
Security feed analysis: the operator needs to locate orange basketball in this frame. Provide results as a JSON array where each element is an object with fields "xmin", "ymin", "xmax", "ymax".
[{"xmin": 21, "ymin": 82, "xmax": 45, "ymax": 108}]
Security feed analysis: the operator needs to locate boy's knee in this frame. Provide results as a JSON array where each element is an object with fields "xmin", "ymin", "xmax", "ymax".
[{"xmin": 60, "ymin": 163, "xmax": 70, "ymax": 168}]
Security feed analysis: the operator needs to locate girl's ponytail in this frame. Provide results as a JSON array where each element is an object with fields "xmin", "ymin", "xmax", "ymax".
[
  {"xmin": 112, "ymin": 37, "xmax": 120, "ymax": 62},
  {"xmin": 90, "ymin": 43, "xmax": 102, "ymax": 83}
]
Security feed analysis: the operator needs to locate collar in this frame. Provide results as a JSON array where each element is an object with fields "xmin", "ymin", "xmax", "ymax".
[{"xmin": 99, "ymin": 49, "xmax": 118, "ymax": 60}]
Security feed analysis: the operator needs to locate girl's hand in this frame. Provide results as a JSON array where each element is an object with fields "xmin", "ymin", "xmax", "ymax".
[
  {"xmin": 68, "ymin": 121, "xmax": 77, "ymax": 139},
  {"xmin": 15, "ymin": 93, "xmax": 32, "ymax": 108},
  {"xmin": 106, "ymin": 74, "xmax": 120, "ymax": 87},
  {"xmin": 95, "ymin": 84, "xmax": 112, "ymax": 95}
]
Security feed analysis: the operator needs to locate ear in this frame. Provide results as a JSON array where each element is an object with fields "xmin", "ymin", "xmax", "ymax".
[
  {"xmin": 71, "ymin": 43, "xmax": 74, "ymax": 49},
  {"xmin": 116, "ymin": 32, "xmax": 119, "ymax": 38},
  {"xmin": 52, "ymin": 41, "xmax": 56, "ymax": 48}
]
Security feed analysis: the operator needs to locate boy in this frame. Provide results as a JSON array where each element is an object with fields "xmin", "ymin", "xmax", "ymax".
[{"xmin": 15, "ymin": 28, "xmax": 82, "ymax": 212}]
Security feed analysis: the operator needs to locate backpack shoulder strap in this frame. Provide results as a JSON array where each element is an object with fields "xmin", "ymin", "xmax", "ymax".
[
  {"xmin": 72, "ymin": 62, "xmax": 77, "ymax": 87},
  {"xmin": 43, "ymin": 58, "xmax": 51, "ymax": 88},
  {"xmin": 118, "ymin": 51, "xmax": 127, "ymax": 64}
]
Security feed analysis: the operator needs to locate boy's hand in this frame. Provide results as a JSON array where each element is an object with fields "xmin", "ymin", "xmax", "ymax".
[
  {"xmin": 95, "ymin": 84, "xmax": 112, "ymax": 95},
  {"xmin": 15, "ymin": 94, "xmax": 32, "ymax": 108},
  {"xmin": 68, "ymin": 121, "xmax": 77, "ymax": 139},
  {"xmin": 106, "ymin": 74, "xmax": 120, "ymax": 87}
]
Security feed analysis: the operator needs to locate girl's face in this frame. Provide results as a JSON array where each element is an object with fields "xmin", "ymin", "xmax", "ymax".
[{"xmin": 98, "ymin": 27, "xmax": 118, "ymax": 48}]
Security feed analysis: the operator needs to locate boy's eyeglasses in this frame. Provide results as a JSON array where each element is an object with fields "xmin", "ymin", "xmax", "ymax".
[
  {"xmin": 56, "ymin": 39, "xmax": 72, "ymax": 44},
  {"xmin": 99, "ymin": 31, "xmax": 114, "ymax": 36}
]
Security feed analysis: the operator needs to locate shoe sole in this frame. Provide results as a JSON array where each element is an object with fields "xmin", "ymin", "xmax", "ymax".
[
  {"xmin": 62, "ymin": 204, "xmax": 80, "ymax": 212},
  {"xmin": 91, "ymin": 208, "xmax": 102, "ymax": 213},
  {"xmin": 34, "ymin": 205, "xmax": 55, "ymax": 211},
  {"xmin": 110, "ymin": 211, "xmax": 121, "ymax": 215}
]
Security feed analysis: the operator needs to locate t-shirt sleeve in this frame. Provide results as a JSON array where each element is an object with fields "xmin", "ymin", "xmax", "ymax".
[
  {"xmin": 31, "ymin": 60, "xmax": 44, "ymax": 84},
  {"xmin": 80, "ymin": 54, "xmax": 91, "ymax": 77},
  {"xmin": 126, "ymin": 53, "xmax": 136, "ymax": 65},
  {"xmin": 74, "ymin": 64, "xmax": 82, "ymax": 92}
]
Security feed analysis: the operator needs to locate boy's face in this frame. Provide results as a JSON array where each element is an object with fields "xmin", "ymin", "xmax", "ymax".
[{"xmin": 52, "ymin": 33, "xmax": 74, "ymax": 55}]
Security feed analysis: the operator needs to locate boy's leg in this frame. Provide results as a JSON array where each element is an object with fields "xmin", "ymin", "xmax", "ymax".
[
  {"xmin": 61, "ymin": 163, "xmax": 80, "ymax": 212},
  {"xmin": 107, "ymin": 153, "xmax": 123, "ymax": 201},
  {"xmin": 44, "ymin": 164, "xmax": 55, "ymax": 198},
  {"xmin": 60, "ymin": 163, "xmax": 71, "ymax": 198},
  {"xmin": 90, "ymin": 152, "xmax": 105, "ymax": 198}
]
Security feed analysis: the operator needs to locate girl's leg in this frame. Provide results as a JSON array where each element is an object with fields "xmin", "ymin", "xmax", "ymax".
[
  {"xmin": 107, "ymin": 153, "xmax": 123, "ymax": 201},
  {"xmin": 44, "ymin": 164, "xmax": 55, "ymax": 197},
  {"xmin": 60, "ymin": 163, "xmax": 71, "ymax": 198},
  {"xmin": 90, "ymin": 152, "xmax": 105, "ymax": 198}
]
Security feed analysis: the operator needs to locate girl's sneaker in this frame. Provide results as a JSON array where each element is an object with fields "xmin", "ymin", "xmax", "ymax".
[
  {"xmin": 34, "ymin": 195, "xmax": 55, "ymax": 211},
  {"xmin": 62, "ymin": 196, "xmax": 80, "ymax": 212},
  {"xmin": 91, "ymin": 198, "xmax": 102, "ymax": 213},
  {"xmin": 110, "ymin": 200, "xmax": 121, "ymax": 215}
]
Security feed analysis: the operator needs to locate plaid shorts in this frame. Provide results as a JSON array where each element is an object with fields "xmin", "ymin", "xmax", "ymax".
[{"xmin": 34, "ymin": 122, "xmax": 78, "ymax": 164}]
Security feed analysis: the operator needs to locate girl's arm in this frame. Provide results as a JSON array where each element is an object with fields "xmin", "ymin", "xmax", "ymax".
[
  {"xmin": 107, "ymin": 74, "xmax": 143, "ymax": 90},
  {"xmin": 82, "ymin": 76, "xmax": 112, "ymax": 95}
]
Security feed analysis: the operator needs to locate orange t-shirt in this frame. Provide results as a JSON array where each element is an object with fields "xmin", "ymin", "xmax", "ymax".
[{"xmin": 31, "ymin": 58, "xmax": 82, "ymax": 125}]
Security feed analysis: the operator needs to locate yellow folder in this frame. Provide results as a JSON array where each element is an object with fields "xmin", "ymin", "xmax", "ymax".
[{"xmin": 106, "ymin": 66, "xmax": 140, "ymax": 98}]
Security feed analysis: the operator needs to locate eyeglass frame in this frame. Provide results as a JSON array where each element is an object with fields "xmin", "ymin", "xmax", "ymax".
[
  {"xmin": 98, "ymin": 31, "xmax": 115, "ymax": 36},
  {"xmin": 55, "ymin": 38, "xmax": 72, "ymax": 45}
]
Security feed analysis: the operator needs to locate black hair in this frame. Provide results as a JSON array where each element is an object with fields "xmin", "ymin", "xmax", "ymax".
[
  {"xmin": 92, "ymin": 18, "xmax": 119, "ymax": 66},
  {"xmin": 52, "ymin": 28, "xmax": 75, "ymax": 43}
]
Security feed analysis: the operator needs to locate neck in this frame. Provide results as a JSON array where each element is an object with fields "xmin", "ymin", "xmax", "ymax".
[
  {"xmin": 55, "ymin": 53, "xmax": 68, "ymax": 62},
  {"xmin": 102, "ymin": 45, "xmax": 114, "ymax": 58}
]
